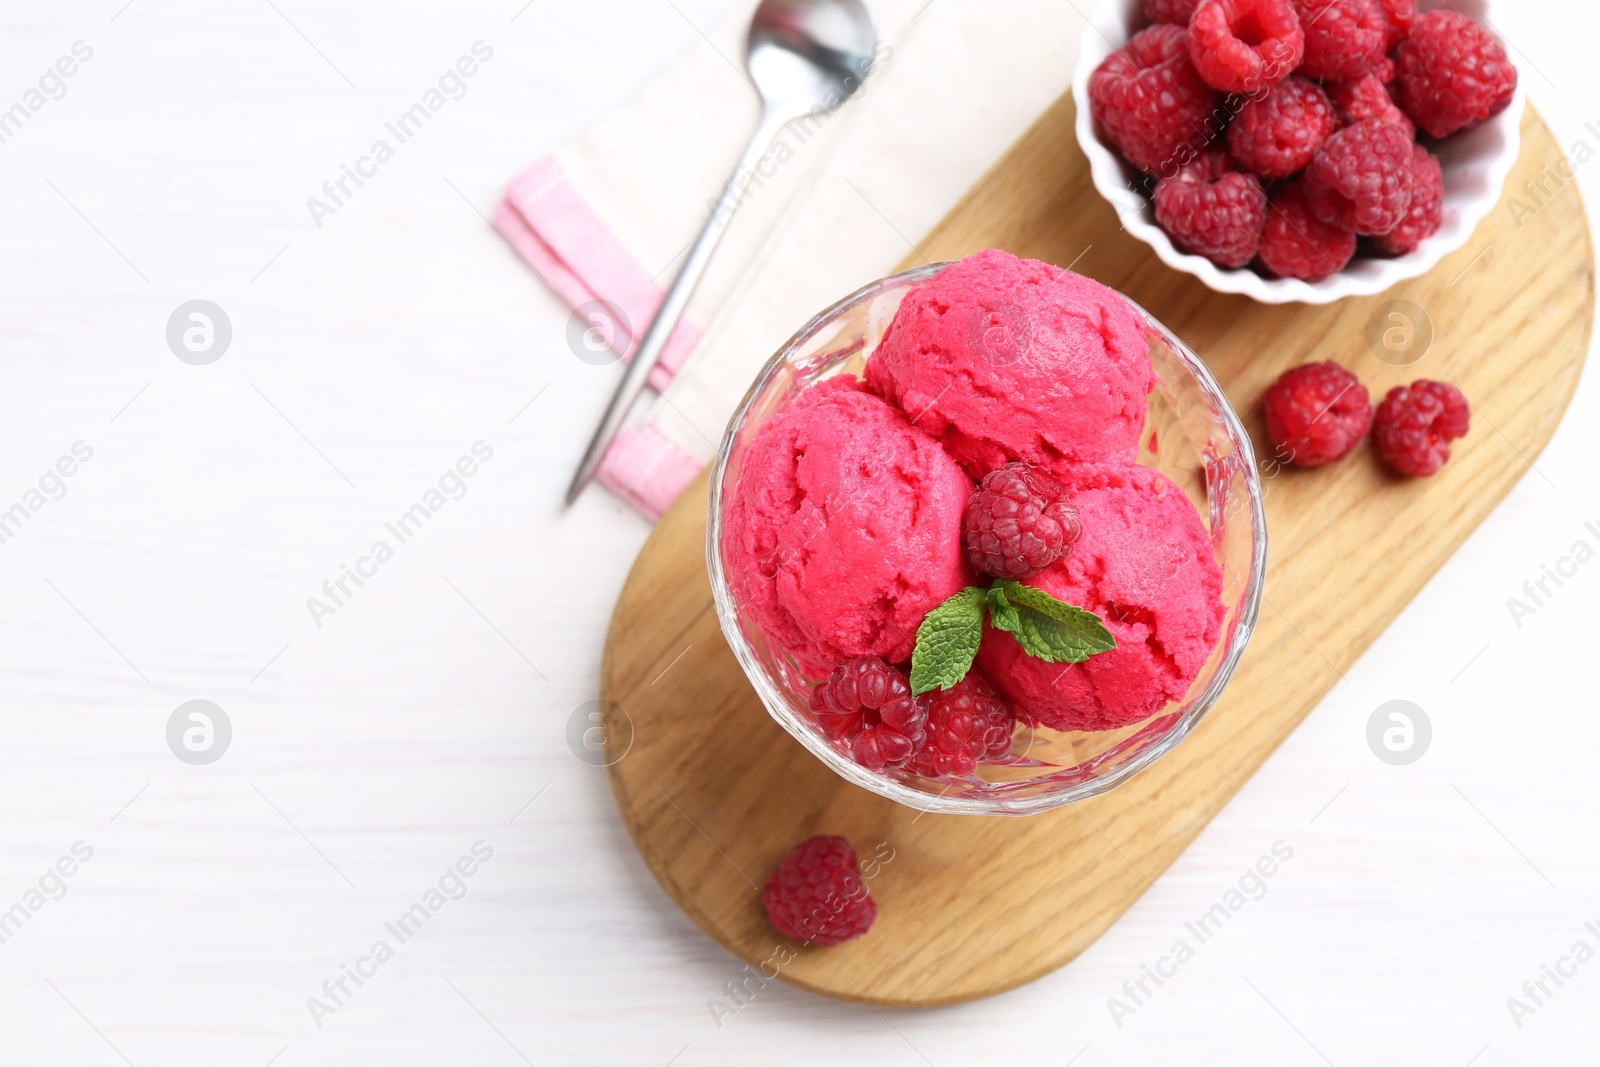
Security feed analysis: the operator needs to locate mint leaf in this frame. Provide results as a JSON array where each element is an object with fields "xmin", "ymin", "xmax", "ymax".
[
  {"xmin": 986, "ymin": 583, "xmax": 1021, "ymax": 634},
  {"xmin": 909, "ymin": 587, "xmax": 986, "ymax": 696},
  {"xmin": 989, "ymin": 580, "xmax": 1117, "ymax": 665}
]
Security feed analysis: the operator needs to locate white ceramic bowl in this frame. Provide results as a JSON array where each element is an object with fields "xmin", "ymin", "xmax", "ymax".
[{"xmin": 1071, "ymin": 0, "xmax": 1526, "ymax": 304}]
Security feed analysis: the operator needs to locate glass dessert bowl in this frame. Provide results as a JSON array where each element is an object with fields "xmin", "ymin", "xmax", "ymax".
[{"xmin": 708, "ymin": 258, "xmax": 1267, "ymax": 815}]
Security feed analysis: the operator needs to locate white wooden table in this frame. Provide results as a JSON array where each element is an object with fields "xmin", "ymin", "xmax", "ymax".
[{"xmin": 1, "ymin": 1, "xmax": 1597, "ymax": 1063}]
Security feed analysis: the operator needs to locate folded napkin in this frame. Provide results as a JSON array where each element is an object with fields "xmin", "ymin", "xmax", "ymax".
[{"xmin": 497, "ymin": 0, "xmax": 1087, "ymax": 518}]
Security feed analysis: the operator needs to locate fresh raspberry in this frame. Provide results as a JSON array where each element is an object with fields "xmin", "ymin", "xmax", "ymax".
[
  {"xmin": 1394, "ymin": 11, "xmax": 1517, "ymax": 138},
  {"xmin": 1257, "ymin": 181, "xmax": 1357, "ymax": 281},
  {"xmin": 1374, "ymin": 380, "xmax": 1470, "ymax": 476},
  {"xmin": 1293, "ymin": 0, "xmax": 1387, "ymax": 80},
  {"xmin": 1373, "ymin": 144, "xmax": 1442, "ymax": 255},
  {"xmin": 1263, "ymin": 361, "xmax": 1372, "ymax": 467},
  {"xmin": 909, "ymin": 671, "xmax": 1016, "ymax": 778},
  {"xmin": 962, "ymin": 462, "xmax": 1084, "ymax": 580},
  {"xmin": 1090, "ymin": 25, "xmax": 1222, "ymax": 174},
  {"xmin": 1145, "ymin": 0, "xmax": 1201, "ymax": 24},
  {"xmin": 1227, "ymin": 75, "xmax": 1334, "ymax": 178},
  {"xmin": 1370, "ymin": 54, "xmax": 1395, "ymax": 84},
  {"xmin": 762, "ymin": 836, "xmax": 877, "ymax": 946},
  {"xmin": 1303, "ymin": 118, "xmax": 1416, "ymax": 235},
  {"xmin": 810, "ymin": 657, "xmax": 926, "ymax": 770},
  {"xmin": 1325, "ymin": 72, "xmax": 1414, "ymax": 136},
  {"xmin": 1374, "ymin": 0, "xmax": 1414, "ymax": 50},
  {"xmin": 1153, "ymin": 150, "xmax": 1267, "ymax": 267},
  {"xmin": 1187, "ymin": 0, "xmax": 1304, "ymax": 95}
]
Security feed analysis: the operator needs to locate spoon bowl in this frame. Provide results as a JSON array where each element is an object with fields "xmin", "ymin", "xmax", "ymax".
[{"xmin": 748, "ymin": 0, "xmax": 878, "ymax": 118}]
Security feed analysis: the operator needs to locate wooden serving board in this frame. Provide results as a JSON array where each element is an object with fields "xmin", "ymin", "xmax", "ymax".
[{"xmin": 599, "ymin": 100, "xmax": 1593, "ymax": 1008}]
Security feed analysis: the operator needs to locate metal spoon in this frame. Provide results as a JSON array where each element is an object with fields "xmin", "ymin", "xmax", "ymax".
[{"xmin": 565, "ymin": 0, "xmax": 879, "ymax": 506}]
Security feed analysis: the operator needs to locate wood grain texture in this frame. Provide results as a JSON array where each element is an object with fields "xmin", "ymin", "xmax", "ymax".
[{"xmin": 600, "ymin": 100, "xmax": 1593, "ymax": 1008}]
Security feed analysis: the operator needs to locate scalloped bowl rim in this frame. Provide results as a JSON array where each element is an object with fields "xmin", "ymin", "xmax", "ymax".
[{"xmin": 1071, "ymin": 0, "xmax": 1526, "ymax": 305}]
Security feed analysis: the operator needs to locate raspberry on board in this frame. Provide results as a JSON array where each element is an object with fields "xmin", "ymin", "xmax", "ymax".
[
  {"xmin": 1090, "ymin": 24, "xmax": 1222, "ymax": 174},
  {"xmin": 1145, "ymin": 0, "xmax": 1201, "ymax": 24},
  {"xmin": 1187, "ymin": 0, "xmax": 1305, "ymax": 95},
  {"xmin": 762, "ymin": 836, "xmax": 877, "ymax": 946},
  {"xmin": 1258, "ymin": 180, "xmax": 1357, "ymax": 281},
  {"xmin": 1263, "ymin": 361, "xmax": 1373, "ymax": 467},
  {"xmin": 810, "ymin": 657, "xmax": 927, "ymax": 770},
  {"xmin": 1374, "ymin": 380, "xmax": 1470, "ymax": 476},
  {"xmin": 1303, "ymin": 118, "xmax": 1416, "ymax": 235},
  {"xmin": 1227, "ymin": 75, "xmax": 1335, "ymax": 178},
  {"xmin": 1374, "ymin": 0, "xmax": 1415, "ymax": 50},
  {"xmin": 1153, "ymin": 149, "xmax": 1268, "ymax": 267},
  {"xmin": 909, "ymin": 670, "xmax": 1017, "ymax": 778},
  {"xmin": 1326, "ymin": 72, "xmax": 1414, "ymax": 136},
  {"xmin": 1394, "ymin": 10, "xmax": 1517, "ymax": 139},
  {"xmin": 1373, "ymin": 144, "xmax": 1442, "ymax": 255},
  {"xmin": 1293, "ymin": 0, "xmax": 1387, "ymax": 81},
  {"xmin": 962, "ymin": 462, "xmax": 1084, "ymax": 580}
]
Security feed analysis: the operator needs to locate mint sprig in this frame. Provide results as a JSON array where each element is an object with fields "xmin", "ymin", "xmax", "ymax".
[
  {"xmin": 909, "ymin": 579, "xmax": 1117, "ymax": 696},
  {"xmin": 987, "ymin": 580, "xmax": 1117, "ymax": 664},
  {"xmin": 909, "ymin": 586, "xmax": 986, "ymax": 696}
]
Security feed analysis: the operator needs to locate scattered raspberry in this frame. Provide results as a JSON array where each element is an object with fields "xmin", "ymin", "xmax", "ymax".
[
  {"xmin": 1263, "ymin": 361, "xmax": 1373, "ymax": 467},
  {"xmin": 1326, "ymin": 72, "xmax": 1414, "ymax": 136},
  {"xmin": 1145, "ymin": 0, "xmax": 1201, "ymax": 24},
  {"xmin": 810, "ymin": 658, "xmax": 926, "ymax": 770},
  {"xmin": 1293, "ymin": 0, "xmax": 1387, "ymax": 81},
  {"xmin": 762, "ymin": 836, "xmax": 877, "ymax": 946},
  {"xmin": 1187, "ymin": 0, "xmax": 1304, "ymax": 95},
  {"xmin": 1257, "ymin": 181, "xmax": 1357, "ymax": 281},
  {"xmin": 1090, "ymin": 25, "xmax": 1222, "ymax": 174},
  {"xmin": 1227, "ymin": 75, "xmax": 1334, "ymax": 178},
  {"xmin": 909, "ymin": 671, "xmax": 1016, "ymax": 778},
  {"xmin": 1303, "ymin": 118, "xmax": 1416, "ymax": 235},
  {"xmin": 1374, "ymin": 0, "xmax": 1414, "ymax": 50},
  {"xmin": 1152, "ymin": 150, "xmax": 1267, "ymax": 267},
  {"xmin": 1394, "ymin": 11, "xmax": 1517, "ymax": 138},
  {"xmin": 1374, "ymin": 380, "xmax": 1470, "ymax": 476},
  {"xmin": 962, "ymin": 462, "xmax": 1083, "ymax": 580},
  {"xmin": 1373, "ymin": 144, "xmax": 1442, "ymax": 255}
]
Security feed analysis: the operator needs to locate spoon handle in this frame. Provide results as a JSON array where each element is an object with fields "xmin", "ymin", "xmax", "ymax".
[{"xmin": 565, "ymin": 106, "xmax": 795, "ymax": 506}]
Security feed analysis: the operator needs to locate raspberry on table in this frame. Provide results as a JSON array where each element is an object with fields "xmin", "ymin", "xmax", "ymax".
[
  {"xmin": 962, "ymin": 462, "xmax": 1084, "ymax": 580},
  {"xmin": 1394, "ymin": 10, "xmax": 1517, "ymax": 139},
  {"xmin": 1090, "ymin": 25, "xmax": 1222, "ymax": 174},
  {"xmin": 1374, "ymin": 0, "xmax": 1415, "ymax": 50},
  {"xmin": 1145, "ymin": 0, "xmax": 1201, "ymax": 24},
  {"xmin": 1153, "ymin": 150, "xmax": 1267, "ymax": 267},
  {"xmin": 1293, "ymin": 0, "xmax": 1387, "ymax": 81},
  {"xmin": 1374, "ymin": 380, "xmax": 1470, "ymax": 476},
  {"xmin": 1227, "ymin": 75, "xmax": 1335, "ymax": 179},
  {"xmin": 909, "ymin": 670, "xmax": 1017, "ymax": 778},
  {"xmin": 762, "ymin": 836, "xmax": 877, "ymax": 946},
  {"xmin": 1326, "ymin": 72, "xmax": 1414, "ymax": 136},
  {"xmin": 1263, "ymin": 361, "xmax": 1373, "ymax": 467},
  {"xmin": 1373, "ymin": 144, "xmax": 1442, "ymax": 255},
  {"xmin": 1187, "ymin": 0, "xmax": 1304, "ymax": 95},
  {"xmin": 1258, "ymin": 181, "xmax": 1357, "ymax": 281},
  {"xmin": 1303, "ymin": 118, "xmax": 1416, "ymax": 235},
  {"xmin": 810, "ymin": 657, "xmax": 926, "ymax": 770}
]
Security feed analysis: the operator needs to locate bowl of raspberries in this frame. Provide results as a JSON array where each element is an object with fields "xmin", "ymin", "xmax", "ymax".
[{"xmin": 1074, "ymin": 0, "xmax": 1523, "ymax": 303}]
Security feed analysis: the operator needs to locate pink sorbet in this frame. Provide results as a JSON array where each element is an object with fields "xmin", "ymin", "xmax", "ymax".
[
  {"xmin": 865, "ymin": 250, "xmax": 1156, "ymax": 481},
  {"xmin": 976, "ymin": 463, "xmax": 1224, "ymax": 731},
  {"xmin": 721, "ymin": 377, "xmax": 974, "ymax": 677}
]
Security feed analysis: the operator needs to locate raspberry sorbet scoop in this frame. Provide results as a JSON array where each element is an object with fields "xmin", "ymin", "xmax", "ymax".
[
  {"xmin": 976, "ymin": 464, "xmax": 1225, "ymax": 732},
  {"xmin": 720, "ymin": 377, "xmax": 973, "ymax": 677},
  {"xmin": 865, "ymin": 250, "xmax": 1156, "ymax": 481}
]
